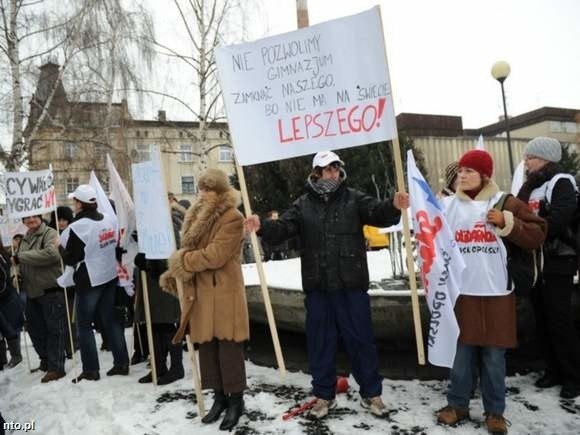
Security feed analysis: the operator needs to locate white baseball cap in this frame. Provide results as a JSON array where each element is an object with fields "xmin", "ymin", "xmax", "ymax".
[
  {"xmin": 68, "ymin": 184, "xmax": 97, "ymax": 203},
  {"xmin": 312, "ymin": 151, "xmax": 344, "ymax": 168}
]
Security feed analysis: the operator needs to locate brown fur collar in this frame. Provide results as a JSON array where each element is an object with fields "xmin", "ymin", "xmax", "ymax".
[
  {"xmin": 180, "ymin": 189, "xmax": 241, "ymax": 249},
  {"xmin": 456, "ymin": 180, "xmax": 500, "ymax": 201}
]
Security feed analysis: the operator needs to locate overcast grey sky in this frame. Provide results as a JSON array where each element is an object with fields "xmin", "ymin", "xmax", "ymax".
[{"xmin": 145, "ymin": 0, "xmax": 580, "ymax": 129}]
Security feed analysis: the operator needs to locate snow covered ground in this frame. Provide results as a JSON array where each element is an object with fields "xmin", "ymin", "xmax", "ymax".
[{"xmin": 2, "ymin": 331, "xmax": 580, "ymax": 434}]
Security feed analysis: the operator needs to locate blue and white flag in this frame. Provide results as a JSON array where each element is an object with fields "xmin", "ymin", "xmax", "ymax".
[{"xmin": 406, "ymin": 150, "xmax": 465, "ymax": 367}]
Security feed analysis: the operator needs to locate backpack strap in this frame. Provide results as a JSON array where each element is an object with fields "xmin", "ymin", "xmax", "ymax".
[{"xmin": 493, "ymin": 193, "xmax": 511, "ymax": 212}]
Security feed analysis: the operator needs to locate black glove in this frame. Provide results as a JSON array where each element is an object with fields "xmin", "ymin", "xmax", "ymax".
[
  {"xmin": 134, "ymin": 253, "xmax": 148, "ymax": 271},
  {"xmin": 115, "ymin": 246, "xmax": 127, "ymax": 263}
]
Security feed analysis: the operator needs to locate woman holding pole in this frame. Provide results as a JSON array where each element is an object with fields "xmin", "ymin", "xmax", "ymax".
[
  {"xmin": 160, "ymin": 168, "xmax": 249, "ymax": 431},
  {"xmin": 436, "ymin": 150, "xmax": 546, "ymax": 434}
]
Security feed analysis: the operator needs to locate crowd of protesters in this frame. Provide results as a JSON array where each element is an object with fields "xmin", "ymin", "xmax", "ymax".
[{"xmin": 1, "ymin": 138, "xmax": 580, "ymax": 434}]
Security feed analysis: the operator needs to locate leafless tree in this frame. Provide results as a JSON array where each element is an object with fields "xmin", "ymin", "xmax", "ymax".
[{"xmin": 0, "ymin": 0, "xmax": 155, "ymax": 171}]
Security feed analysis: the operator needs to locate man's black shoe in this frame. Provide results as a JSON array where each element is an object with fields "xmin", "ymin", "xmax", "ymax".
[
  {"xmin": 560, "ymin": 384, "xmax": 580, "ymax": 399},
  {"xmin": 534, "ymin": 373, "xmax": 561, "ymax": 388}
]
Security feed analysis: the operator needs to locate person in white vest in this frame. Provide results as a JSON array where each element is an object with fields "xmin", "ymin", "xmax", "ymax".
[
  {"xmin": 516, "ymin": 136, "xmax": 580, "ymax": 399},
  {"xmin": 437, "ymin": 150, "xmax": 546, "ymax": 435},
  {"xmin": 59, "ymin": 184, "xmax": 129, "ymax": 383}
]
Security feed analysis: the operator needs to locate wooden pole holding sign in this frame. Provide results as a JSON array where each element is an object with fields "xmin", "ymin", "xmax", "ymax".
[
  {"xmin": 140, "ymin": 270, "xmax": 158, "ymax": 385},
  {"xmin": 376, "ymin": 7, "xmax": 425, "ymax": 365},
  {"xmin": 153, "ymin": 149, "xmax": 205, "ymax": 416},
  {"xmin": 175, "ymin": 279, "xmax": 205, "ymax": 417},
  {"xmin": 235, "ymin": 161, "xmax": 286, "ymax": 377}
]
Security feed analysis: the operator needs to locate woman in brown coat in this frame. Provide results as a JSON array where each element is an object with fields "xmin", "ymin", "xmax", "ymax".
[
  {"xmin": 436, "ymin": 150, "xmax": 546, "ymax": 435},
  {"xmin": 160, "ymin": 168, "xmax": 249, "ymax": 431}
]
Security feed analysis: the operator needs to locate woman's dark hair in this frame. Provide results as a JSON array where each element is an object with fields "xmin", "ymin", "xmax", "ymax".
[{"xmin": 79, "ymin": 202, "xmax": 98, "ymax": 211}]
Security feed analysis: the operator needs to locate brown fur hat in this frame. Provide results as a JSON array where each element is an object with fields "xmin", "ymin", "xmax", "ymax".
[{"xmin": 197, "ymin": 168, "xmax": 231, "ymax": 194}]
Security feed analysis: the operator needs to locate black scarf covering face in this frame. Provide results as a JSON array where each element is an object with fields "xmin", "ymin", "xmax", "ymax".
[
  {"xmin": 308, "ymin": 168, "xmax": 347, "ymax": 200},
  {"xmin": 517, "ymin": 162, "xmax": 561, "ymax": 202}
]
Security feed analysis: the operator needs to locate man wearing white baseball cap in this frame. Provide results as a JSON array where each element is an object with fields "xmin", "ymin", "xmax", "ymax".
[
  {"xmin": 67, "ymin": 184, "xmax": 98, "ymax": 203},
  {"xmin": 245, "ymin": 150, "xmax": 409, "ymax": 418},
  {"xmin": 61, "ymin": 184, "xmax": 129, "ymax": 382}
]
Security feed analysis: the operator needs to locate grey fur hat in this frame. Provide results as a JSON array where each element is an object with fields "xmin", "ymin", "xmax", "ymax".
[{"xmin": 523, "ymin": 136, "xmax": 562, "ymax": 162}]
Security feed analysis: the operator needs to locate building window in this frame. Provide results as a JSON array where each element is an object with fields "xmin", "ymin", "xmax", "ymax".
[
  {"xmin": 66, "ymin": 177, "xmax": 79, "ymax": 195},
  {"xmin": 64, "ymin": 143, "xmax": 76, "ymax": 159},
  {"xmin": 179, "ymin": 144, "xmax": 193, "ymax": 162},
  {"xmin": 550, "ymin": 121, "xmax": 562, "ymax": 132},
  {"xmin": 564, "ymin": 122, "xmax": 577, "ymax": 134},
  {"xmin": 218, "ymin": 145, "xmax": 233, "ymax": 162},
  {"xmin": 135, "ymin": 144, "xmax": 150, "ymax": 162},
  {"xmin": 181, "ymin": 176, "xmax": 195, "ymax": 194}
]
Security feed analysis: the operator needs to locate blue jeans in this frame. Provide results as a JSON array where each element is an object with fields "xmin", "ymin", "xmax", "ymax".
[
  {"xmin": 76, "ymin": 279, "xmax": 128, "ymax": 372},
  {"xmin": 305, "ymin": 290, "xmax": 382, "ymax": 400},
  {"xmin": 447, "ymin": 343, "xmax": 506, "ymax": 415}
]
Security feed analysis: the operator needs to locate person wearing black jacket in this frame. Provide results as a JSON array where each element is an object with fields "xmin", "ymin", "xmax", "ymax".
[
  {"xmin": 517, "ymin": 136, "xmax": 580, "ymax": 399},
  {"xmin": 245, "ymin": 150, "xmax": 409, "ymax": 419},
  {"xmin": 60, "ymin": 184, "xmax": 129, "ymax": 383}
]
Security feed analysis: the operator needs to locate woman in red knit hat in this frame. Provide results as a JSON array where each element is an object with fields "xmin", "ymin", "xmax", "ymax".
[{"xmin": 436, "ymin": 149, "xmax": 547, "ymax": 434}]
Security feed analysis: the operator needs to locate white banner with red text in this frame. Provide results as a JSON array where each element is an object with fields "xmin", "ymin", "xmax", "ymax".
[{"xmin": 4, "ymin": 169, "xmax": 56, "ymax": 219}]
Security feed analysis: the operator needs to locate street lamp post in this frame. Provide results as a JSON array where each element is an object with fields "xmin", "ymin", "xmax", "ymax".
[{"xmin": 491, "ymin": 60, "xmax": 514, "ymax": 175}]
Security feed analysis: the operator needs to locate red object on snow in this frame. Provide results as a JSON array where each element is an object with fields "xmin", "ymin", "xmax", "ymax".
[
  {"xmin": 335, "ymin": 376, "xmax": 349, "ymax": 394},
  {"xmin": 282, "ymin": 398, "xmax": 317, "ymax": 421},
  {"xmin": 282, "ymin": 376, "xmax": 350, "ymax": 420}
]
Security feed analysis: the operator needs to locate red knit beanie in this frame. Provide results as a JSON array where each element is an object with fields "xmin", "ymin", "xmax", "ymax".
[{"xmin": 458, "ymin": 149, "xmax": 493, "ymax": 178}]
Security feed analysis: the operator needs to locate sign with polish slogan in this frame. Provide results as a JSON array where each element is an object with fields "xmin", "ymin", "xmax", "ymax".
[
  {"xmin": 216, "ymin": 7, "xmax": 396, "ymax": 165},
  {"xmin": 4, "ymin": 169, "xmax": 56, "ymax": 218}
]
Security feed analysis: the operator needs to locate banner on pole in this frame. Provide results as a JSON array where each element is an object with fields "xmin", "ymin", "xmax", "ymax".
[
  {"xmin": 406, "ymin": 150, "xmax": 465, "ymax": 368},
  {"xmin": 107, "ymin": 155, "xmax": 139, "ymax": 293},
  {"xmin": 132, "ymin": 150, "xmax": 175, "ymax": 259},
  {"xmin": 216, "ymin": 7, "xmax": 396, "ymax": 165},
  {"xmin": 4, "ymin": 169, "xmax": 55, "ymax": 218}
]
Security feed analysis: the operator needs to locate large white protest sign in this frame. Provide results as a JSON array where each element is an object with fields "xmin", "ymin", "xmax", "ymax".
[
  {"xmin": 216, "ymin": 7, "xmax": 396, "ymax": 165},
  {"xmin": 4, "ymin": 169, "xmax": 56, "ymax": 219},
  {"xmin": 132, "ymin": 150, "xmax": 175, "ymax": 259}
]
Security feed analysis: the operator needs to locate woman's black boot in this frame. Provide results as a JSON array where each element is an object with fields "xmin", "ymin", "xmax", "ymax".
[
  {"xmin": 201, "ymin": 390, "xmax": 228, "ymax": 424},
  {"xmin": 219, "ymin": 392, "xmax": 244, "ymax": 431}
]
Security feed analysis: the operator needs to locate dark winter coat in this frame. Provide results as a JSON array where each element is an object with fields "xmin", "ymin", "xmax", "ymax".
[
  {"xmin": 16, "ymin": 222, "xmax": 61, "ymax": 298},
  {"xmin": 134, "ymin": 257, "xmax": 180, "ymax": 325},
  {"xmin": 0, "ymin": 256, "xmax": 24, "ymax": 336},
  {"xmin": 453, "ymin": 182, "xmax": 547, "ymax": 348},
  {"xmin": 258, "ymin": 181, "xmax": 401, "ymax": 292},
  {"xmin": 517, "ymin": 163, "xmax": 578, "ymax": 275},
  {"xmin": 539, "ymin": 176, "xmax": 577, "ymax": 275}
]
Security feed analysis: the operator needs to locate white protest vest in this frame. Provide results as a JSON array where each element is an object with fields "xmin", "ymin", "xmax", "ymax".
[
  {"xmin": 528, "ymin": 173, "xmax": 577, "ymax": 215},
  {"xmin": 67, "ymin": 214, "xmax": 118, "ymax": 287},
  {"xmin": 444, "ymin": 192, "xmax": 510, "ymax": 296}
]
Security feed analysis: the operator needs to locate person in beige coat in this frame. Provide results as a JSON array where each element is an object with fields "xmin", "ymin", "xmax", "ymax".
[{"xmin": 160, "ymin": 168, "xmax": 249, "ymax": 432}]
